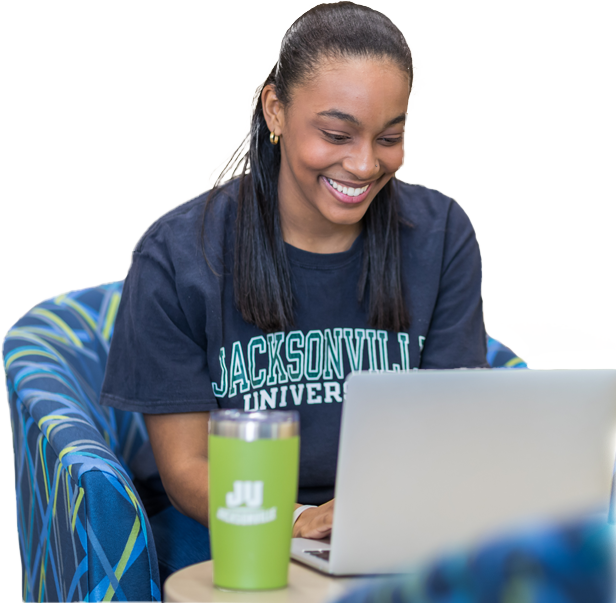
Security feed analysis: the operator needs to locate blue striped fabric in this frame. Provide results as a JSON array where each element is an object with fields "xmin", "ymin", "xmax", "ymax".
[
  {"xmin": 3, "ymin": 282, "xmax": 160, "ymax": 601},
  {"xmin": 3, "ymin": 281, "xmax": 529, "ymax": 601},
  {"xmin": 487, "ymin": 336, "xmax": 528, "ymax": 368}
]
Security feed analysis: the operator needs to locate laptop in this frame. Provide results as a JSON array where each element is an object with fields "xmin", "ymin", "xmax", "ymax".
[{"xmin": 291, "ymin": 369, "xmax": 616, "ymax": 575}]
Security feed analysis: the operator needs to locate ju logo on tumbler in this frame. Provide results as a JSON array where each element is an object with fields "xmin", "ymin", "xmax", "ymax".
[{"xmin": 208, "ymin": 410, "xmax": 300, "ymax": 590}]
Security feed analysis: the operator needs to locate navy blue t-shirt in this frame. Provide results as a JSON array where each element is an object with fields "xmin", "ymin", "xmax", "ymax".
[{"xmin": 100, "ymin": 179, "xmax": 488, "ymax": 505}]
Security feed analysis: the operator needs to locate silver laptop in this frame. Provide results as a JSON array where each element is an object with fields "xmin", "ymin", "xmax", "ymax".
[{"xmin": 291, "ymin": 369, "xmax": 616, "ymax": 575}]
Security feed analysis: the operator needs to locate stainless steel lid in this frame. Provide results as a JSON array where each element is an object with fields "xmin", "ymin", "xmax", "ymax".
[{"xmin": 209, "ymin": 410, "xmax": 299, "ymax": 441}]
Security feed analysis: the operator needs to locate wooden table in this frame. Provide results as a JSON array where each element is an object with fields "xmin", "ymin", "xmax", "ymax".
[{"xmin": 164, "ymin": 560, "xmax": 374, "ymax": 603}]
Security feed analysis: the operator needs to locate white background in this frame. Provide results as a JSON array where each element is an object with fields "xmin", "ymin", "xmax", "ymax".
[{"xmin": 1, "ymin": 1, "xmax": 614, "ymax": 599}]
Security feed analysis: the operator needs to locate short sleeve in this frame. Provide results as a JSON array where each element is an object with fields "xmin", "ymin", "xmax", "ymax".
[
  {"xmin": 420, "ymin": 201, "xmax": 489, "ymax": 369},
  {"xmin": 100, "ymin": 242, "xmax": 220, "ymax": 414}
]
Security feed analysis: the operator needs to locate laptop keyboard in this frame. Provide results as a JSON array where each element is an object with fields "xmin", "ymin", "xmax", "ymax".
[{"xmin": 305, "ymin": 549, "xmax": 330, "ymax": 561}]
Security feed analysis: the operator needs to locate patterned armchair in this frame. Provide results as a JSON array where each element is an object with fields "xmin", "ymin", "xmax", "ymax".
[
  {"xmin": 3, "ymin": 281, "xmax": 526, "ymax": 601},
  {"xmin": 3, "ymin": 283, "xmax": 160, "ymax": 601}
]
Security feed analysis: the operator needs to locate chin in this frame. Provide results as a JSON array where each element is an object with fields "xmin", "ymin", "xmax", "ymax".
[{"xmin": 325, "ymin": 205, "xmax": 370, "ymax": 226}]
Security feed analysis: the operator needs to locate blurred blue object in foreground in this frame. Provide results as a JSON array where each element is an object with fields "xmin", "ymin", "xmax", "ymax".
[{"xmin": 334, "ymin": 518, "xmax": 613, "ymax": 603}]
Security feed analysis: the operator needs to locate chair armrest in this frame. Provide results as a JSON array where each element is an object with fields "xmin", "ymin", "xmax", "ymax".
[
  {"xmin": 4, "ymin": 285, "xmax": 161, "ymax": 601},
  {"xmin": 6, "ymin": 377, "xmax": 161, "ymax": 601},
  {"xmin": 486, "ymin": 336, "xmax": 528, "ymax": 368}
]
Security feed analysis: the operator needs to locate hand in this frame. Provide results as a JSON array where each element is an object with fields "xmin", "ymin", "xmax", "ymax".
[{"xmin": 292, "ymin": 499, "xmax": 334, "ymax": 539}]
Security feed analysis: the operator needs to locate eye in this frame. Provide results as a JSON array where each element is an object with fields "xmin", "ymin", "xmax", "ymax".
[
  {"xmin": 379, "ymin": 136, "xmax": 403, "ymax": 146},
  {"xmin": 321, "ymin": 130, "xmax": 351, "ymax": 144}
]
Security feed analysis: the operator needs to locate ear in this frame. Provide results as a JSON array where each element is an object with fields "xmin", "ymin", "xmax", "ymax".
[{"xmin": 262, "ymin": 84, "xmax": 284, "ymax": 136}]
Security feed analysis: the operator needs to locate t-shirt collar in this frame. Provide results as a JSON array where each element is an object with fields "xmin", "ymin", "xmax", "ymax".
[{"xmin": 284, "ymin": 230, "xmax": 364, "ymax": 269}]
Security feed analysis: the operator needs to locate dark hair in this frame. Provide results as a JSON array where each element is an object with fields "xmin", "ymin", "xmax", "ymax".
[{"xmin": 206, "ymin": 2, "xmax": 413, "ymax": 333}]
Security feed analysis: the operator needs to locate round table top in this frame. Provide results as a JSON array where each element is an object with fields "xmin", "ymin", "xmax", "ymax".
[{"xmin": 164, "ymin": 560, "xmax": 370, "ymax": 603}]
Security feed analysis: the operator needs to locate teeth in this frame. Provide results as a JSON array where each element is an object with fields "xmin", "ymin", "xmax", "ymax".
[{"xmin": 327, "ymin": 178, "xmax": 369, "ymax": 197}]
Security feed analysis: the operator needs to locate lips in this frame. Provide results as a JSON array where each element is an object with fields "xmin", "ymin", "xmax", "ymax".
[{"xmin": 322, "ymin": 176, "xmax": 374, "ymax": 204}]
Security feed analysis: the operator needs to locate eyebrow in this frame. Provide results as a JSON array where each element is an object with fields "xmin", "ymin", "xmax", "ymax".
[{"xmin": 317, "ymin": 110, "xmax": 406, "ymax": 128}]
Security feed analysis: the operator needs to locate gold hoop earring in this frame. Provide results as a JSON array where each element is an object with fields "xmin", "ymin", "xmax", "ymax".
[{"xmin": 269, "ymin": 131, "xmax": 279, "ymax": 145}]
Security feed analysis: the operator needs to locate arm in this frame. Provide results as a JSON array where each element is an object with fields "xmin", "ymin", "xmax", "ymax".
[
  {"xmin": 144, "ymin": 411, "xmax": 211, "ymax": 526},
  {"xmin": 146, "ymin": 410, "xmax": 335, "ymax": 536},
  {"xmin": 420, "ymin": 201, "xmax": 488, "ymax": 369}
]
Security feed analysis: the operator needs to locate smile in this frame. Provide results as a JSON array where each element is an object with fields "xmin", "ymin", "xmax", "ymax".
[
  {"xmin": 322, "ymin": 176, "xmax": 374, "ymax": 204},
  {"xmin": 326, "ymin": 178, "xmax": 370, "ymax": 197}
]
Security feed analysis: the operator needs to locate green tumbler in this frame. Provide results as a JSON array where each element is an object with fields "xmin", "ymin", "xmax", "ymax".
[{"xmin": 208, "ymin": 410, "xmax": 300, "ymax": 590}]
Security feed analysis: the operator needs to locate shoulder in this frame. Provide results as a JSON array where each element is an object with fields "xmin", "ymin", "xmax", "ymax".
[
  {"xmin": 394, "ymin": 180, "xmax": 472, "ymax": 232},
  {"xmin": 133, "ymin": 179, "xmax": 239, "ymax": 263},
  {"xmin": 394, "ymin": 180, "xmax": 480, "ymax": 269}
]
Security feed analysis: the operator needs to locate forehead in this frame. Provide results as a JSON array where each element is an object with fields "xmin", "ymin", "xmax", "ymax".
[{"xmin": 288, "ymin": 57, "xmax": 410, "ymax": 127}]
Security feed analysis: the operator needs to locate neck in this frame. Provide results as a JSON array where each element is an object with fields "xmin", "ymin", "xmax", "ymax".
[
  {"xmin": 277, "ymin": 179, "xmax": 362, "ymax": 254},
  {"xmin": 281, "ymin": 212, "xmax": 362, "ymax": 253}
]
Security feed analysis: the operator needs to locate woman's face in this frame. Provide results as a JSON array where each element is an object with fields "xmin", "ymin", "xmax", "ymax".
[{"xmin": 264, "ymin": 56, "xmax": 410, "ymax": 242}]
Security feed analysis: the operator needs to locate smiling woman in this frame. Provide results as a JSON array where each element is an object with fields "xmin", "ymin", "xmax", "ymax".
[{"xmin": 98, "ymin": 1, "xmax": 488, "ymax": 581}]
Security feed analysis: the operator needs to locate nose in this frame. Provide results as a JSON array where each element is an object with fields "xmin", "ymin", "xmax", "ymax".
[{"xmin": 342, "ymin": 140, "xmax": 380, "ymax": 181}]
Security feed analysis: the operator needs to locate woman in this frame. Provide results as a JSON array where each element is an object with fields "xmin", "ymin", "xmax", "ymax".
[{"xmin": 101, "ymin": 1, "xmax": 487, "ymax": 579}]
